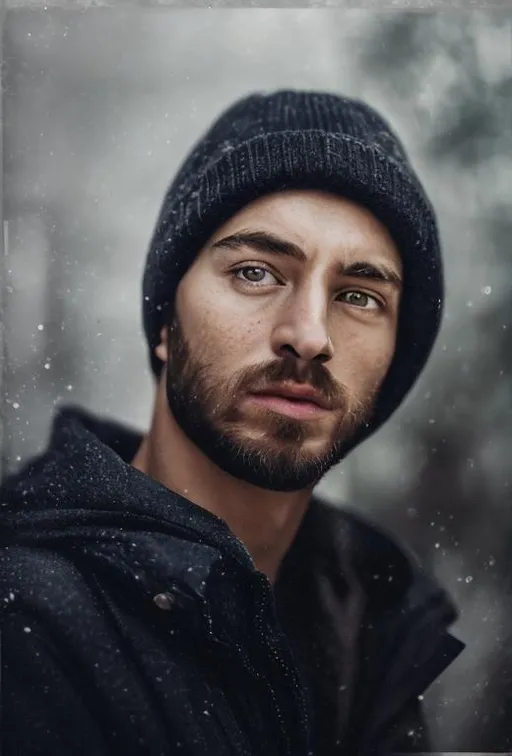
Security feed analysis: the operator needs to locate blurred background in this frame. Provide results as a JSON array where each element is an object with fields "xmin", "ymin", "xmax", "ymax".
[{"xmin": 1, "ymin": 7, "xmax": 512, "ymax": 751}]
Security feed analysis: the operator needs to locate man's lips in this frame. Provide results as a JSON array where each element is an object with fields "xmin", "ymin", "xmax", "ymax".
[
  {"xmin": 246, "ymin": 385, "xmax": 331, "ymax": 419},
  {"xmin": 252, "ymin": 384, "xmax": 330, "ymax": 409}
]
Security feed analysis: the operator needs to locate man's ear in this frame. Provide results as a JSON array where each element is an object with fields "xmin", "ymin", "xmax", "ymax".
[{"xmin": 154, "ymin": 325, "xmax": 168, "ymax": 364}]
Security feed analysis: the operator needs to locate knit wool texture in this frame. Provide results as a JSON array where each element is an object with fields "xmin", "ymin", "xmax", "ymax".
[{"xmin": 142, "ymin": 90, "xmax": 443, "ymax": 447}]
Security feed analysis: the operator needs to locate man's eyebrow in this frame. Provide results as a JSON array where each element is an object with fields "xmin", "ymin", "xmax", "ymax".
[
  {"xmin": 211, "ymin": 230, "xmax": 402, "ymax": 289},
  {"xmin": 211, "ymin": 230, "xmax": 307, "ymax": 262},
  {"xmin": 342, "ymin": 261, "xmax": 403, "ymax": 289}
]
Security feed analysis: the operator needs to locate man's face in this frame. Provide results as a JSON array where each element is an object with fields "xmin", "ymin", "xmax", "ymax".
[{"xmin": 156, "ymin": 190, "xmax": 402, "ymax": 492}]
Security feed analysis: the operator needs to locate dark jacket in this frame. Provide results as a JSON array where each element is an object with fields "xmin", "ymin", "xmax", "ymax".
[{"xmin": 0, "ymin": 407, "xmax": 463, "ymax": 756}]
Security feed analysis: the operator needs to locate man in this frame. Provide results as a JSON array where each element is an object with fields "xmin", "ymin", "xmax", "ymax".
[{"xmin": 0, "ymin": 90, "xmax": 463, "ymax": 756}]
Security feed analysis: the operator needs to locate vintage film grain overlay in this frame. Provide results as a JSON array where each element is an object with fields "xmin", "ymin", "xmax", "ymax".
[{"xmin": 0, "ymin": 2, "xmax": 511, "ymax": 755}]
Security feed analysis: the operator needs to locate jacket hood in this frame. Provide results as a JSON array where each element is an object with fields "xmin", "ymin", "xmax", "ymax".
[
  {"xmin": 0, "ymin": 405, "xmax": 255, "ymax": 569},
  {"xmin": 0, "ymin": 404, "xmax": 452, "ymax": 611}
]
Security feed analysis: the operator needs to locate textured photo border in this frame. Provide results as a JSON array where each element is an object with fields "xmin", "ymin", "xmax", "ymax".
[
  {"xmin": 2, "ymin": 0, "xmax": 512, "ymax": 9},
  {"xmin": 0, "ymin": 2, "xmax": 511, "ymax": 754}
]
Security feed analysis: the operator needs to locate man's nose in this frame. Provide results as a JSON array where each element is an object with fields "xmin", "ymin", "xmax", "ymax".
[{"xmin": 271, "ymin": 296, "xmax": 334, "ymax": 365}]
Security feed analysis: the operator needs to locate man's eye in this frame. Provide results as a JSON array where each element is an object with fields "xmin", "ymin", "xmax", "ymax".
[
  {"xmin": 232, "ymin": 266, "xmax": 279, "ymax": 285},
  {"xmin": 339, "ymin": 291, "xmax": 381, "ymax": 310}
]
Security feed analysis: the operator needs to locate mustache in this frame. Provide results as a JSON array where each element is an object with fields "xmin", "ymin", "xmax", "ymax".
[
  {"xmin": 233, "ymin": 357, "xmax": 349, "ymax": 411},
  {"xmin": 165, "ymin": 314, "xmax": 374, "ymax": 419}
]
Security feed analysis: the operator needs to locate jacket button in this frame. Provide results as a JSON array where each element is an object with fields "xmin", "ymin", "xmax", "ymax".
[{"xmin": 153, "ymin": 592, "xmax": 175, "ymax": 610}]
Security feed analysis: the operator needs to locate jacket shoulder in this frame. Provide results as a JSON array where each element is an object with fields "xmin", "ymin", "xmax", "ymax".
[
  {"xmin": 0, "ymin": 545, "xmax": 113, "ymax": 756},
  {"xmin": 0, "ymin": 545, "xmax": 95, "ymax": 619}
]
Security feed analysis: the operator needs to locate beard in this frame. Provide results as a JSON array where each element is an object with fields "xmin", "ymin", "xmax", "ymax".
[{"xmin": 164, "ymin": 311, "xmax": 378, "ymax": 492}]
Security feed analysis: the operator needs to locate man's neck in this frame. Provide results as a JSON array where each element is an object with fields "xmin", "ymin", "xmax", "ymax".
[{"xmin": 131, "ymin": 389, "xmax": 311, "ymax": 583}]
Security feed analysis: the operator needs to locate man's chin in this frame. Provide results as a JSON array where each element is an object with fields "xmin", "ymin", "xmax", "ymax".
[
  {"xmin": 222, "ymin": 464, "xmax": 322, "ymax": 493},
  {"xmin": 200, "ymin": 436, "xmax": 335, "ymax": 492}
]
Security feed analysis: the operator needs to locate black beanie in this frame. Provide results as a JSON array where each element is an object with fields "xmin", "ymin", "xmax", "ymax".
[{"xmin": 142, "ymin": 89, "xmax": 443, "ymax": 443}]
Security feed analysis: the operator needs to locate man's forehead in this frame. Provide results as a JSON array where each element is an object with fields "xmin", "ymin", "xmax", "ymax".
[{"xmin": 212, "ymin": 189, "xmax": 398, "ymax": 243}]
